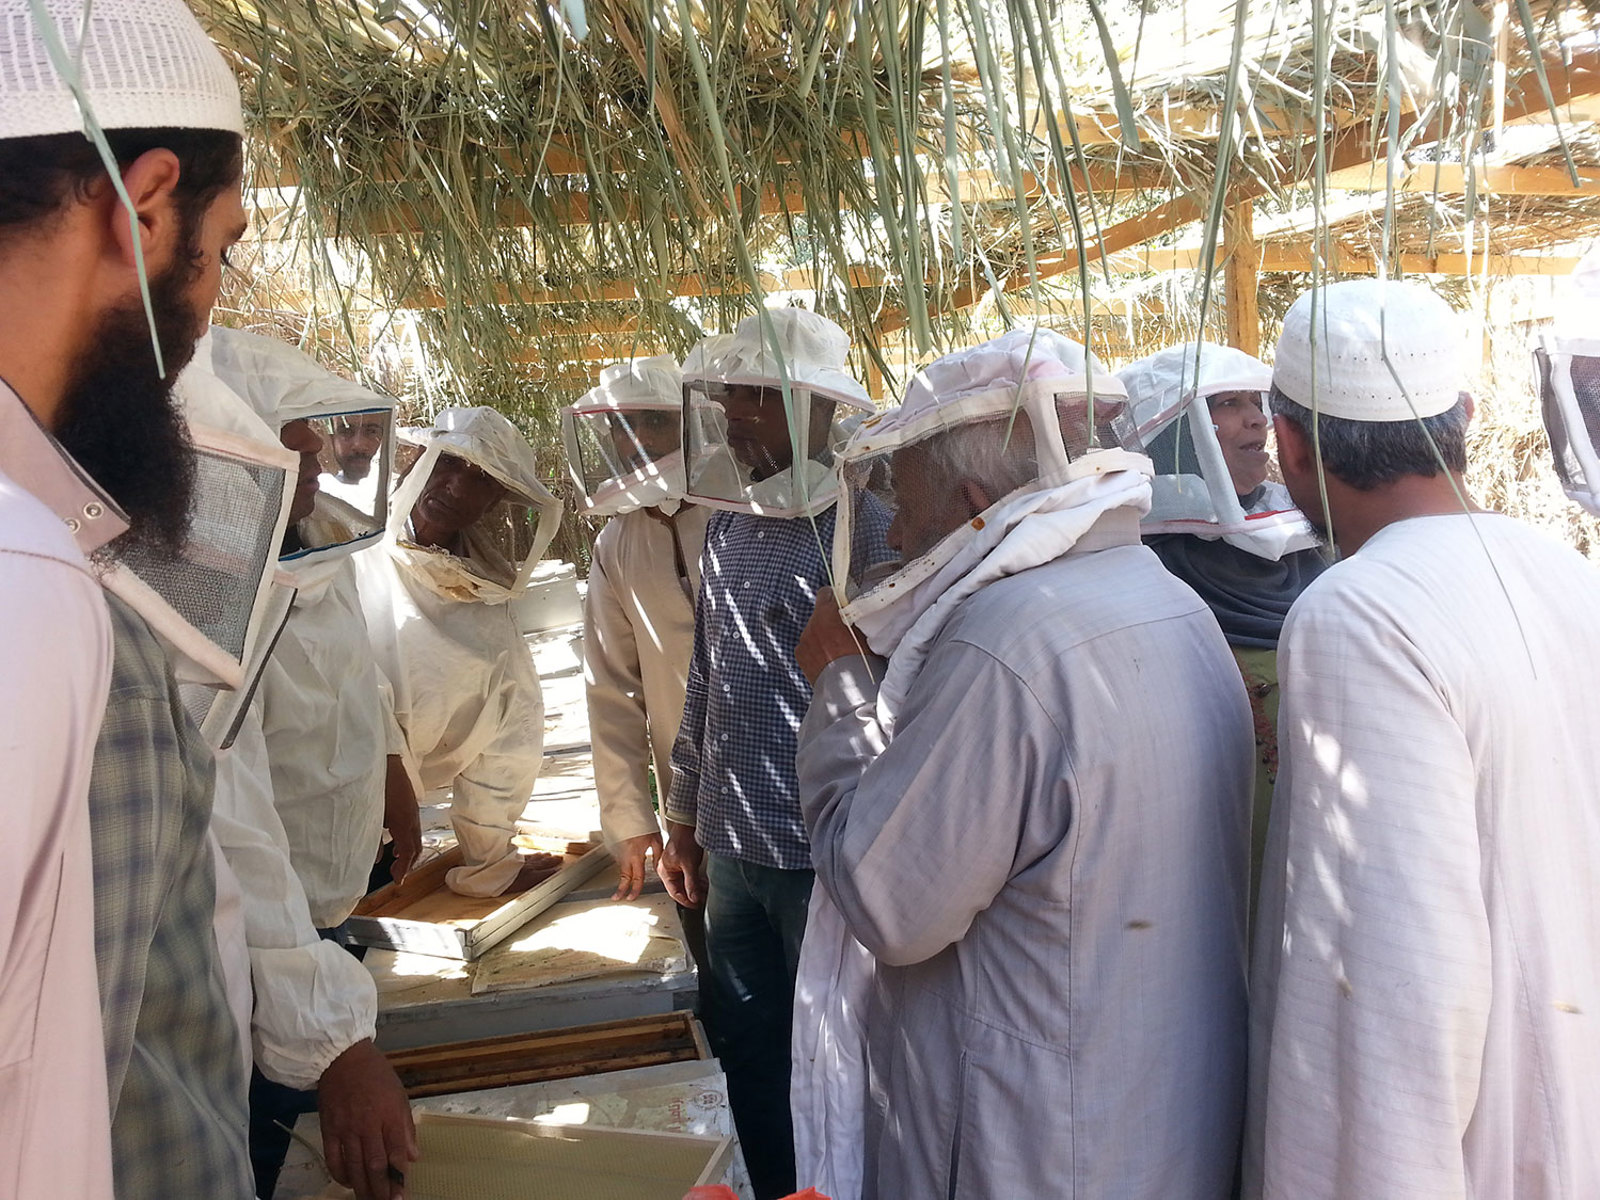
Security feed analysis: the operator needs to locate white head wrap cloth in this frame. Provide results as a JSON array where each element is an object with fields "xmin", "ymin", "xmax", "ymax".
[
  {"xmin": 1118, "ymin": 342, "xmax": 1318, "ymax": 560},
  {"xmin": 561, "ymin": 354, "xmax": 686, "ymax": 517},
  {"xmin": 386, "ymin": 406, "xmax": 561, "ymax": 605},
  {"xmin": 1273, "ymin": 278, "xmax": 1467, "ymax": 421},
  {"xmin": 681, "ymin": 308, "xmax": 874, "ymax": 518},
  {"xmin": 0, "ymin": 0, "xmax": 245, "ymax": 138},
  {"xmin": 837, "ymin": 327, "xmax": 1152, "ymax": 730},
  {"xmin": 1537, "ymin": 245, "xmax": 1600, "ymax": 516}
]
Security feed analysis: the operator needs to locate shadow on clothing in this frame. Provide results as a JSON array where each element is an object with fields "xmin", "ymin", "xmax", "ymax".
[{"xmin": 248, "ymin": 925, "xmax": 366, "ymax": 1199}]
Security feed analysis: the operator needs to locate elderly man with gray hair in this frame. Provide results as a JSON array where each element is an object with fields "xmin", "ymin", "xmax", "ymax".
[
  {"xmin": 793, "ymin": 329, "xmax": 1255, "ymax": 1199},
  {"xmin": 1245, "ymin": 279, "xmax": 1600, "ymax": 1198}
]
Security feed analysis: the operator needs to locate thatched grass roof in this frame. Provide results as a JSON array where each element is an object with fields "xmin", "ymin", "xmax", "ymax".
[{"xmin": 198, "ymin": 0, "xmax": 1600, "ymax": 554}]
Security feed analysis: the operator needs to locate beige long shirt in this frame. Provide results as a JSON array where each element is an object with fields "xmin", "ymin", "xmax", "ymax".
[
  {"xmin": 583, "ymin": 505, "xmax": 709, "ymax": 845},
  {"xmin": 1247, "ymin": 514, "xmax": 1600, "ymax": 1199}
]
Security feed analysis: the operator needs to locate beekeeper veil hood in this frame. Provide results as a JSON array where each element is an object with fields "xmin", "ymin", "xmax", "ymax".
[
  {"xmin": 561, "ymin": 355, "xmax": 687, "ymax": 517},
  {"xmin": 388, "ymin": 405, "xmax": 561, "ymax": 604},
  {"xmin": 208, "ymin": 325, "xmax": 397, "ymax": 565},
  {"xmin": 98, "ymin": 330, "xmax": 297, "ymax": 746},
  {"xmin": 1118, "ymin": 343, "xmax": 1317, "ymax": 559},
  {"xmin": 836, "ymin": 327, "xmax": 1152, "ymax": 680},
  {"xmin": 1535, "ymin": 244, "xmax": 1600, "ymax": 516},
  {"xmin": 682, "ymin": 308, "xmax": 874, "ymax": 518}
]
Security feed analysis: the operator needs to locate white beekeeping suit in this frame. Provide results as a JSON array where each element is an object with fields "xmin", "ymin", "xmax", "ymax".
[
  {"xmin": 1536, "ymin": 244, "xmax": 1600, "ymax": 516},
  {"xmin": 561, "ymin": 357, "xmax": 711, "ymax": 868},
  {"xmin": 358, "ymin": 406, "xmax": 562, "ymax": 898},
  {"xmin": 175, "ymin": 333, "xmax": 381, "ymax": 1088},
  {"xmin": 210, "ymin": 326, "xmax": 402, "ymax": 929}
]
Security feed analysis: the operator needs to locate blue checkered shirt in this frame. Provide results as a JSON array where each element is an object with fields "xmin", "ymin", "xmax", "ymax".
[{"xmin": 665, "ymin": 503, "xmax": 890, "ymax": 869}]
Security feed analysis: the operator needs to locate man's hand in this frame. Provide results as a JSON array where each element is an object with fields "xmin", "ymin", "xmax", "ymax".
[
  {"xmin": 657, "ymin": 820, "xmax": 705, "ymax": 908},
  {"xmin": 318, "ymin": 1039, "xmax": 417, "ymax": 1200},
  {"xmin": 383, "ymin": 756, "xmax": 422, "ymax": 884},
  {"xmin": 796, "ymin": 586, "xmax": 868, "ymax": 684},
  {"xmin": 612, "ymin": 832, "xmax": 664, "ymax": 901}
]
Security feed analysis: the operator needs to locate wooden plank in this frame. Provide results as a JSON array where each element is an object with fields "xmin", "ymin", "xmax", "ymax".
[
  {"xmin": 349, "ymin": 843, "xmax": 613, "ymax": 960},
  {"xmin": 1224, "ymin": 200, "xmax": 1260, "ymax": 357},
  {"xmin": 387, "ymin": 1012, "xmax": 706, "ymax": 1098},
  {"xmin": 1325, "ymin": 161, "xmax": 1600, "ymax": 197}
]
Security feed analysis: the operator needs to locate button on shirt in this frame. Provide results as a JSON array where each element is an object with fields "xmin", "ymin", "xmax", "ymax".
[{"xmin": 666, "ymin": 503, "xmax": 890, "ymax": 870}]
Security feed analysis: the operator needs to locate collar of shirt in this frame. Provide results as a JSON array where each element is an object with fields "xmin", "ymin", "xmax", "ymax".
[{"xmin": 0, "ymin": 379, "xmax": 129, "ymax": 557}]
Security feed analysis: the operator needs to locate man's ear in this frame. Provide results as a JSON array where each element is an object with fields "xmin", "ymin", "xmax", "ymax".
[
  {"xmin": 1272, "ymin": 413, "xmax": 1314, "ymax": 479},
  {"xmin": 101, "ymin": 148, "xmax": 184, "ymax": 275},
  {"xmin": 1461, "ymin": 391, "xmax": 1476, "ymax": 425}
]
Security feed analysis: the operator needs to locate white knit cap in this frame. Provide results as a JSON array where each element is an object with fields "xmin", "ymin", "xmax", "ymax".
[
  {"xmin": 0, "ymin": 0, "xmax": 244, "ymax": 140},
  {"xmin": 1273, "ymin": 279, "xmax": 1466, "ymax": 421}
]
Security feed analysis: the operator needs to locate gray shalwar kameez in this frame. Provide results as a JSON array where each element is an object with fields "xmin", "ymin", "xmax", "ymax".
[{"xmin": 797, "ymin": 537, "xmax": 1253, "ymax": 1200}]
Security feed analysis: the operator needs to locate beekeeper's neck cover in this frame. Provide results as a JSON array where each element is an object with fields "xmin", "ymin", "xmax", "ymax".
[
  {"xmin": 208, "ymin": 325, "xmax": 397, "ymax": 567},
  {"xmin": 1536, "ymin": 246, "xmax": 1600, "ymax": 516},
  {"xmin": 1118, "ymin": 342, "xmax": 1317, "ymax": 560},
  {"xmin": 837, "ymin": 328, "xmax": 1152, "ymax": 686},
  {"xmin": 562, "ymin": 355, "xmax": 686, "ymax": 517},
  {"xmin": 389, "ymin": 405, "xmax": 561, "ymax": 605},
  {"xmin": 103, "ymin": 334, "xmax": 296, "ymax": 746},
  {"xmin": 682, "ymin": 308, "xmax": 874, "ymax": 518}
]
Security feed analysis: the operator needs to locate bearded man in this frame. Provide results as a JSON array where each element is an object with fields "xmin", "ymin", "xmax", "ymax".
[{"xmin": 0, "ymin": 2, "xmax": 416, "ymax": 1197}]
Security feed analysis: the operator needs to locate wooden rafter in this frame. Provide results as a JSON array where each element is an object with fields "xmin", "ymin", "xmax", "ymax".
[
  {"xmin": 245, "ymin": 162, "xmax": 1168, "ymax": 239},
  {"xmin": 879, "ymin": 45, "xmax": 1600, "ymax": 333}
]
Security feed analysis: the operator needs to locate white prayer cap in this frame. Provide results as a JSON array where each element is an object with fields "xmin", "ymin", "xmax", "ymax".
[
  {"xmin": 0, "ymin": 0, "xmax": 244, "ymax": 141},
  {"xmin": 1273, "ymin": 279, "xmax": 1466, "ymax": 421}
]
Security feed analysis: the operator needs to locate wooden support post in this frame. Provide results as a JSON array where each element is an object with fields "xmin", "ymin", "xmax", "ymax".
[
  {"xmin": 1224, "ymin": 200, "xmax": 1260, "ymax": 357},
  {"xmin": 866, "ymin": 354, "xmax": 885, "ymax": 402}
]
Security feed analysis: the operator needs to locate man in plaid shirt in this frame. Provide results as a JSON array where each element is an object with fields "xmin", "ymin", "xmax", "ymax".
[{"xmin": 659, "ymin": 309, "xmax": 888, "ymax": 1199}]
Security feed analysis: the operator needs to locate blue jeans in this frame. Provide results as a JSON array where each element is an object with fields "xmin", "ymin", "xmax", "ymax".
[{"xmin": 702, "ymin": 852, "xmax": 813, "ymax": 1200}]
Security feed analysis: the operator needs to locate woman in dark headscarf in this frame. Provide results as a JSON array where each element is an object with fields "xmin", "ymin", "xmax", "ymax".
[{"xmin": 1118, "ymin": 343, "xmax": 1328, "ymax": 908}]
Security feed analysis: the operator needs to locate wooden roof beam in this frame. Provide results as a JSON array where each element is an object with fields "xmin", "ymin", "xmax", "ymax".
[
  {"xmin": 882, "ymin": 45, "xmax": 1600, "ymax": 331},
  {"xmin": 1099, "ymin": 243, "xmax": 1581, "ymax": 276},
  {"xmin": 1326, "ymin": 161, "xmax": 1600, "ymax": 196},
  {"xmin": 246, "ymin": 162, "xmax": 1169, "ymax": 239}
]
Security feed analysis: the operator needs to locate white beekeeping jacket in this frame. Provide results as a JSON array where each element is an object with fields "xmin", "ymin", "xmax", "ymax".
[
  {"xmin": 583, "ymin": 504, "xmax": 709, "ymax": 846},
  {"xmin": 172, "ymin": 341, "xmax": 378, "ymax": 1087},
  {"xmin": 359, "ymin": 406, "xmax": 561, "ymax": 897},
  {"xmin": 212, "ymin": 704, "xmax": 377, "ymax": 1088},
  {"xmin": 210, "ymin": 327, "xmax": 400, "ymax": 927}
]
